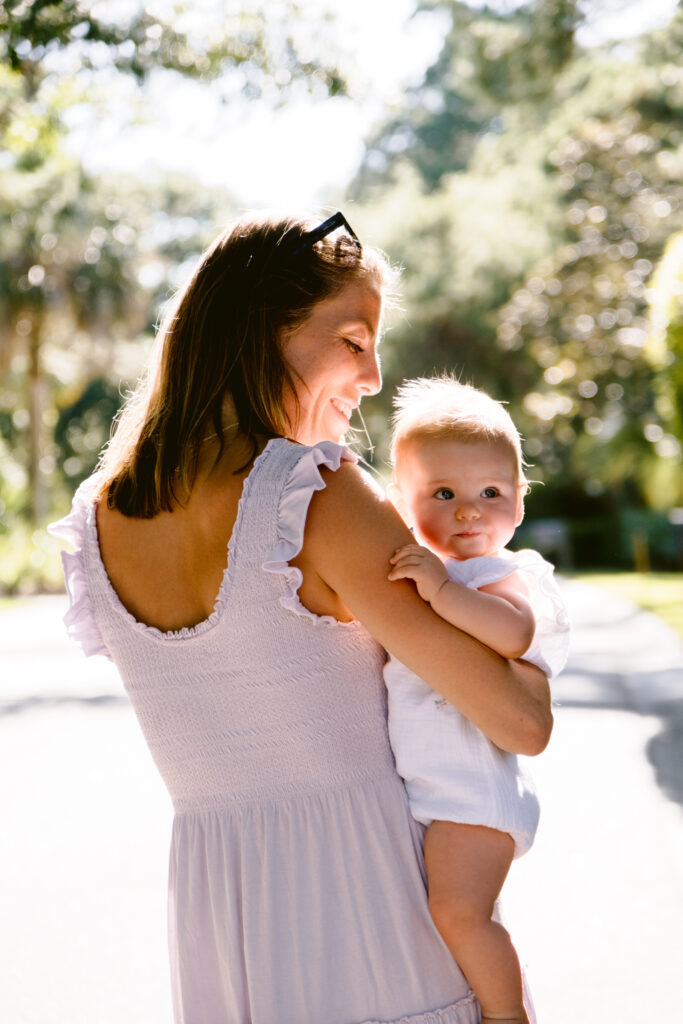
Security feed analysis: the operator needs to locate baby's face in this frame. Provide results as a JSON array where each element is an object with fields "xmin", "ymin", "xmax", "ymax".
[{"xmin": 392, "ymin": 437, "xmax": 524, "ymax": 561}]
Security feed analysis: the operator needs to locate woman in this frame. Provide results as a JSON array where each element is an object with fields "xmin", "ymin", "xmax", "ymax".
[{"xmin": 50, "ymin": 212, "xmax": 551, "ymax": 1024}]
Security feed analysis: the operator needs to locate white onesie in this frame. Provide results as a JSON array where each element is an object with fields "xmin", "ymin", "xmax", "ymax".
[{"xmin": 384, "ymin": 548, "xmax": 570, "ymax": 858}]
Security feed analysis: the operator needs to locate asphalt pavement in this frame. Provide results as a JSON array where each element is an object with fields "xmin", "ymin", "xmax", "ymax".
[{"xmin": 1, "ymin": 583, "xmax": 682, "ymax": 1024}]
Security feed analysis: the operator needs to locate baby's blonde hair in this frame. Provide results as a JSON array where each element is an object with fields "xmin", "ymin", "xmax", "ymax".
[{"xmin": 390, "ymin": 376, "xmax": 527, "ymax": 485}]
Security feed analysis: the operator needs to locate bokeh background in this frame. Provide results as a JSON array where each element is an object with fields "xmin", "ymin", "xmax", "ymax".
[{"xmin": 1, "ymin": 0, "xmax": 682, "ymax": 624}]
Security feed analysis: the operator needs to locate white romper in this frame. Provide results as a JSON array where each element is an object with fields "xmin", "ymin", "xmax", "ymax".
[{"xmin": 385, "ymin": 549, "xmax": 570, "ymax": 858}]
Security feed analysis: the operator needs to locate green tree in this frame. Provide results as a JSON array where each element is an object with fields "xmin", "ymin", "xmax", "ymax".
[
  {"xmin": 643, "ymin": 229, "xmax": 683, "ymax": 497},
  {"xmin": 354, "ymin": 0, "xmax": 582, "ymax": 195},
  {"xmin": 0, "ymin": 0, "xmax": 348, "ymax": 530},
  {"xmin": 352, "ymin": 1, "xmax": 683, "ymax": 543},
  {"xmin": 0, "ymin": 152, "xmax": 230, "ymax": 522},
  {"xmin": 1, "ymin": 0, "xmax": 346, "ymax": 98},
  {"xmin": 496, "ymin": 25, "xmax": 683, "ymax": 512}
]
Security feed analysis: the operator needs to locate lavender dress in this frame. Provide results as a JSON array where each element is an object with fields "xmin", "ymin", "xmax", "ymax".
[{"xmin": 50, "ymin": 437, "xmax": 536, "ymax": 1024}]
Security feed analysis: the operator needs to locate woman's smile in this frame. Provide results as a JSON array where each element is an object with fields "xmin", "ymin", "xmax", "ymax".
[{"xmin": 330, "ymin": 397, "xmax": 356, "ymax": 423}]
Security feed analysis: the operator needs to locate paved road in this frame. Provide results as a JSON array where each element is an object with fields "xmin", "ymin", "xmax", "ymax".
[
  {"xmin": 1, "ymin": 586, "xmax": 682, "ymax": 1023},
  {"xmin": 505, "ymin": 580, "xmax": 683, "ymax": 1023}
]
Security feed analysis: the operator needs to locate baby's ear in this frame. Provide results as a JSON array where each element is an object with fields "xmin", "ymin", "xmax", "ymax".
[
  {"xmin": 386, "ymin": 481, "xmax": 410, "ymax": 525},
  {"xmin": 515, "ymin": 483, "xmax": 527, "ymax": 527}
]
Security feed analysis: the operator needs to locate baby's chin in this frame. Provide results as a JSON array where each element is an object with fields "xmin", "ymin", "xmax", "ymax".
[{"xmin": 443, "ymin": 541, "xmax": 500, "ymax": 561}]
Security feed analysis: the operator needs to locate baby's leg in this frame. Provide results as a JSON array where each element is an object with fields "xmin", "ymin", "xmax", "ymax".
[{"xmin": 424, "ymin": 820, "xmax": 528, "ymax": 1024}]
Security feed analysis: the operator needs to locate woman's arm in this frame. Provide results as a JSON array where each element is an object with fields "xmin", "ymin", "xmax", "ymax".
[
  {"xmin": 388, "ymin": 543, "xmax": 536, "ymax": 659},
  {"xmin": 300, "ymin": 463, "xmax": 552, "ymax": 756}
]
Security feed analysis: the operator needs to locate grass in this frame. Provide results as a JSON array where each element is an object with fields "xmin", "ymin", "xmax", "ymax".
[{"xmin": 572, "ymin": 572, "xmax": 683, "ymax": 640}]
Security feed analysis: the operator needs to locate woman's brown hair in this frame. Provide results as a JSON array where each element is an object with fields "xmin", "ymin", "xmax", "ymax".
[{"xmin": 97, "ymin": 212, "xmax": 392, "ymax": 518}]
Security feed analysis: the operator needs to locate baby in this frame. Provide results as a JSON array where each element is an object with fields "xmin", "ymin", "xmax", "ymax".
[{"xmin": 384, "ymin": 376, "xmax": 570, "ymax": 1024}]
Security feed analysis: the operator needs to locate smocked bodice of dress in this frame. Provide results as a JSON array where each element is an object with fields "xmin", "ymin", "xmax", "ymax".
[{"xmin": 52, "ymin": 439, "xmax": 390, "ymax": 813}]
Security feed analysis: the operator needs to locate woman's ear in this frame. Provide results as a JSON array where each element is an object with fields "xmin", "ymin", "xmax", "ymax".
[{"xmin": 386, "ymin": 480, "xmax": 411, "ymax": 527}]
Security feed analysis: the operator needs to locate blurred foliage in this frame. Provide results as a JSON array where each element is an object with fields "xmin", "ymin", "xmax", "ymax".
[
  {"xmin": 352, "ymin": 0, "xmax": 683, "ymax": 569},
  {"xmin": 498, "ymin": 86, "xmax": 683, "ymax": 511},
  {"xmin": 0, "ymin": 0, "xmax": 346, "ymax": 98},
  {"xmin": 0, "ymin": 126, "xmax": 231, "ymax": 524},
  {"xmin": 647, "ymin": 229, "xmax": 683, "ymax": 446},
  {"xmin": 0, "ymin": 521, "xmax": 65, "ymax": 595},
  {"xmin": 0, "ymin": 0, "xmax": 348, "ymax": 592},
  {"xmin": 355, "ymin": 0, "xmax": 582, "ymax": 194}
]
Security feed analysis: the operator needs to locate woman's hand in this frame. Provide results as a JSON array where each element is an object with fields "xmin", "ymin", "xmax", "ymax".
[{"xmin": 388, "ymin": 544, "xmax": 449, "ymax": 603}]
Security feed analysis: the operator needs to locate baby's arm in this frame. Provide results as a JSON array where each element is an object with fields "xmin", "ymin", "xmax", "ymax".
[{"xmin": 388, "ymin": 544, "xmax": 536, "ymax": 660}]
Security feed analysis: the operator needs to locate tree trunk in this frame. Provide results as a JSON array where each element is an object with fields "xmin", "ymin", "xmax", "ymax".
[{"xmin": 27, "ymin": 325, "xmax": 47, "ymax": 524}]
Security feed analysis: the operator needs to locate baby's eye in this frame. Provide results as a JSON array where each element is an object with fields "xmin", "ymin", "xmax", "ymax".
[
  {"xmin": 434, "ymin": 488, "xmax": 454, "ymax": 500},
  {"xmin": 481, "ymin": 487, "xmax": 499, "ymax": 498}
]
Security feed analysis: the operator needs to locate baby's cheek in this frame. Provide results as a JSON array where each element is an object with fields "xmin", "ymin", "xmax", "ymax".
[
  {"xmin": 413, "ymin": 519, "xmax": 433, "ymax": 543},
  {"xmin": 419, "ymin": 520, "xmax": 440, "ymax": 544}
]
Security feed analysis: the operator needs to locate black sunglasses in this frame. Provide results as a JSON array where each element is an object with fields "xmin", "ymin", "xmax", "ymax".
[{"xmin": 289, "ymin": 211, "xmax": 361, "ymax": 257}]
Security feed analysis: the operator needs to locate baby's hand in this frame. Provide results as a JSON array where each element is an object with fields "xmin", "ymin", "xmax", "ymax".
[{"xmin": 388, "ymin": 544, "xmax": 449, "ymax": 604}]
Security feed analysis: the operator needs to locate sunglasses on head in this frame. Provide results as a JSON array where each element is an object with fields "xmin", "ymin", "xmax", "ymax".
[{"xmin": 290, "ymin": 211, "xmax": 361, "ymax": 257}]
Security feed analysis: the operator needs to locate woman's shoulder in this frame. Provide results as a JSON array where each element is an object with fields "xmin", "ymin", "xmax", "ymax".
[
  {"xmin": 306, "ymin": 450, "xmax": 392, "ymax": 521},
  {"xmin": 266, "ymin": 438, "xmax": 389, "ymax": 552},
  {"xmin": 297, "ymin": 448, "xmax": 411, "ymax": 589},
  {"xmin": 268, "ymin": 436, "xmax": 388, "ymax": 515},
  {"xmin": 269, "ymin": 435, "xmax": 358, "ymax": 473}
]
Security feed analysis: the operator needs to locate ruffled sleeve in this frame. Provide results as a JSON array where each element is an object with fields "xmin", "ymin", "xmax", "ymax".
[
  {"xmin": 47, "ymin": 477, "xmax": 112, "ymax": 659},
  {"xmin": 447, "ymin": 549, "xmax": 571, "ymax": 679},
  {"xmin": 263, "ymin": 440, "xmax": 357, "ymax": 626}
]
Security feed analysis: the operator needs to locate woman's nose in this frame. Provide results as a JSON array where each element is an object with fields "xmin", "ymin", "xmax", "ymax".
[{"xmin": 358, "ymin": 350, "xmax": 382, "ymax": 396}]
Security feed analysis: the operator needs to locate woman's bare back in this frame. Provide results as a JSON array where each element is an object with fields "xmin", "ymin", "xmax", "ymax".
[
  {"xmin": 95, "ymin": 434, "xmax": 354, "ymax": 632},
  {"xmin": 95, "ymin": 440, "xmax": 258, "ymax": 632}
]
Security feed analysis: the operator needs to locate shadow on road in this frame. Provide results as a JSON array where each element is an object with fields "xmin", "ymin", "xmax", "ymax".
[
  {"xmin": 554, "ymin": 662, "xmax": 683, "ymax": 814},
  {"xmin": 0, "ymin": 693, "xmax": 128, "ymax": 717},
  {"xmin": 647, "ymin": 717, "xmax": 683, "ymax": 809}
]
